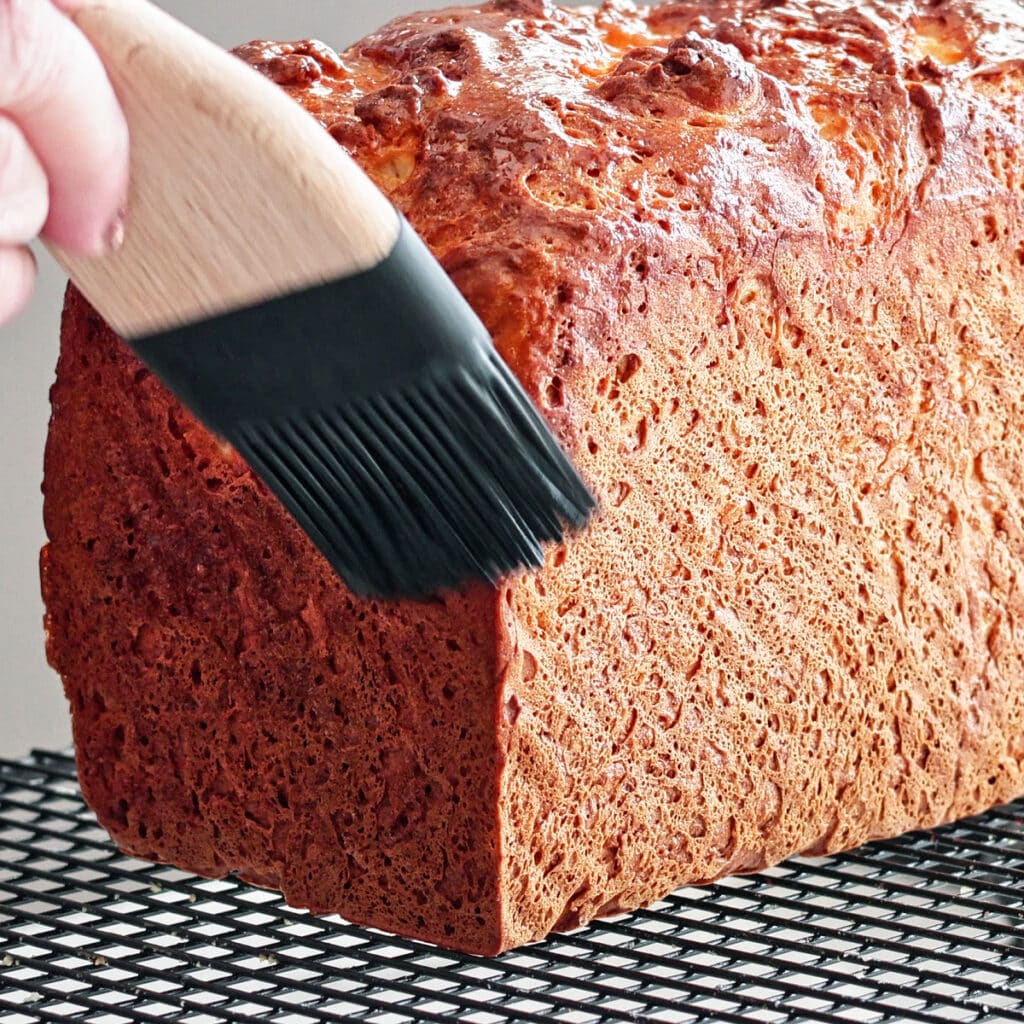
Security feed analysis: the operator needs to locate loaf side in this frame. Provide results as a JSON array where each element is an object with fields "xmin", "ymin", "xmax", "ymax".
[
  {"xmin": 43, "ymin": 289, "xmax": 506, "ymax": 951},
  {"xmin": 475, "ymin": 0, "xmax": 1024, "ymax": 944}
]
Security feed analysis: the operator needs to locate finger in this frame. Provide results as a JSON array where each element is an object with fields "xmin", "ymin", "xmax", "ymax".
[
  {"xmin": 0, "ymin": 0, "xmax": 129, "ymax": 254},
  {"xmin": 0, "ymin": 244, "xmax": 37, "ymax": 327},
  {"xmin": 0, "ymin": 113, "xmax": 48, "ymax": 245}
]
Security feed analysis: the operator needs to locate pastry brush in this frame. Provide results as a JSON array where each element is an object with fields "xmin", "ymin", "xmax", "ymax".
[{"xmin": 50, "ymin": 0, "xmax": 595, "ymax": 599}]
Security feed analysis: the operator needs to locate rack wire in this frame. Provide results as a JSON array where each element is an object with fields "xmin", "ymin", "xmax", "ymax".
[{"xmin": 0, "ymin": 749, "xmax": 1022, "ymax": 1023}]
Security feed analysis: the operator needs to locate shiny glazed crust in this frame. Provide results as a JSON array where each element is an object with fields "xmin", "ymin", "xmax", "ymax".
[{"xmin": 43, "ymin": 0, "xmax": 1024, "ymax": 952}]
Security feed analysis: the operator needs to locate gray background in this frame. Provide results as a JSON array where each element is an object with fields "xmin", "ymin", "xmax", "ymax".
[{"xmin": 2, "ymin": 0, "xmax": 581, "ymax": 755}]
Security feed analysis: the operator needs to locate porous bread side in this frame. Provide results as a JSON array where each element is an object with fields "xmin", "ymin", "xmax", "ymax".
[
  {"xmin": 43, "ymin": 289, "xmax": 506, "ymax": 953},
  {"xmin": 476, "ymin": 1, "xmax": 1024, "ymax": 944}
]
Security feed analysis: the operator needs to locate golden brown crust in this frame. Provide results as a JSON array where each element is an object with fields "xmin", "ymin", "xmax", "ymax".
[{"xmin": 43, "ymin": 0, "xmax": 1024, "ymax": 952}]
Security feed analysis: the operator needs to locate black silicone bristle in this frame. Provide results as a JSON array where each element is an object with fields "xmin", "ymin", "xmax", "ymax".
[
  {"xmin": 234, "ymin": 355, "xmax": 593, "ymax": 598},
  {"xmin": 130, "ymin": 217, "xmax": 597, "ymax": 599}
]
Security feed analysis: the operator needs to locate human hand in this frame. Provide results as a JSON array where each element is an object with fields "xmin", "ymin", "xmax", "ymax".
[{"xmin": 1, "ymin": 0, "xmax": 129, "ymax": 326}]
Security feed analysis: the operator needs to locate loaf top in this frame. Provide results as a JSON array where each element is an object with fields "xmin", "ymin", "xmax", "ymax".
[{"xmin": 233, "ymin": 0, "xmax": 1024, "ymax": 393}]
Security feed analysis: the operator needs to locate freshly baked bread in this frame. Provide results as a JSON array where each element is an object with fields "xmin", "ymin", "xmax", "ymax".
[{"xmin": 42, "ymin": 0, "xmax": 1024, "ymax": 953}]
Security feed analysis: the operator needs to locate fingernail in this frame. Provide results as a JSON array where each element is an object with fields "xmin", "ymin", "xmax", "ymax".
[{"xmin": 104, "ymin": 207, "xmax": 127, "ymax": 253}]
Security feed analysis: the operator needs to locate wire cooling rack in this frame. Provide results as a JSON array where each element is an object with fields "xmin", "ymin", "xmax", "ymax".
[{"xmin": 1, "ymin": 751, "xmax": 1023, "ymax": 1024}]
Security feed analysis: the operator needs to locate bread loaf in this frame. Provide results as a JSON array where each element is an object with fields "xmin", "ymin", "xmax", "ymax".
[{"xmin": 42, "ymin": 0, "xmax": 1024, "ymax": 954}]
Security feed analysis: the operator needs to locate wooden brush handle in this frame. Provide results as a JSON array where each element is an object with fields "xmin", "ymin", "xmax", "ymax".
[{"xmin": 49, "ymin": 0, "xmax": 400, "ymax": 338}]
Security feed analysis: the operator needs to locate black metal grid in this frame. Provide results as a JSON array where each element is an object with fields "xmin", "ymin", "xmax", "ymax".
[{"xmin": 1, "ymin": 750, "xmax": 1023, "ymax": 1024}]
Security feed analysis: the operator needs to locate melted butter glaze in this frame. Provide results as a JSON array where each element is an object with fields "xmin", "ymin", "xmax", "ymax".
[{"xmin": 234, "ymin": 0, "xmax": 1020, "ymax": 384}]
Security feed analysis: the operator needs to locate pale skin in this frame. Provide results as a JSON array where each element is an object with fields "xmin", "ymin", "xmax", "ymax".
[{"xmin": 0, "ymin": 0, "xmax": 129, "ymax": 326}]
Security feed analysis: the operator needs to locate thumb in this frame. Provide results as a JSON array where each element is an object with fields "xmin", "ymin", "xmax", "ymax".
[{"xmin": 0, "ymin": 0, "xmax": 129, "ymax": 254}]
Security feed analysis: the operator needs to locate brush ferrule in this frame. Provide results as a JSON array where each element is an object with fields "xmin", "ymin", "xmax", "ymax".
[{"xmin": 130, "ymin": 217, "xmax": 491, "ymax": 427}]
